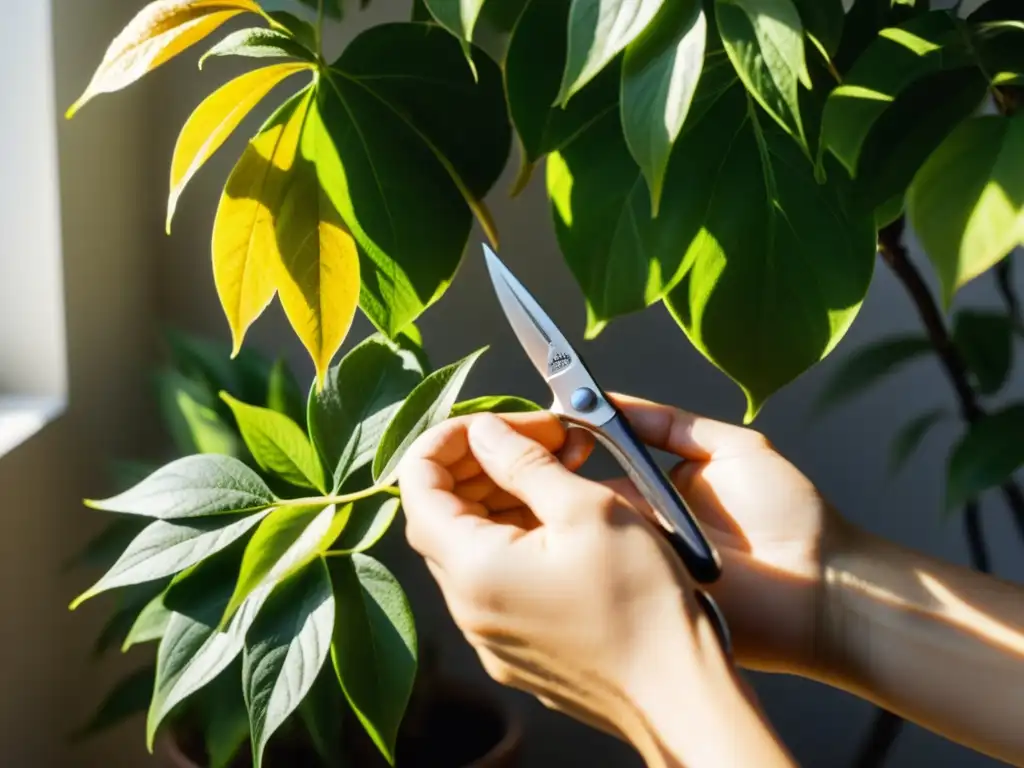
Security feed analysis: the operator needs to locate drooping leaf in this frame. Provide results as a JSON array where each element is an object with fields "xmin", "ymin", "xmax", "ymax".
[
  {"xmin": 219, "ymin": 504, "xmax": 347, "ymax": 628},
  {"xmin": 621, "ymin": 0, "xmax": 706, "ymax": 214},
  {"xmin": 168, "ymin": 63, "xmax": 312, "ymax": 230},
  {"xmin": 267, "ymin": 358, "xmax": 306, "ymax": 426},
  {"xmin": 947, "ymin": 403, "xmax": 1024, "ymax": 510},
  {"xmin": 909, "ymin": 115, "xmax": 1024, "ymax": 306},
  {"xmin": 123, "ymin": 591, "xmax": 175, "ymax": 651},
  {"xmin": 813, "ymin": 336, "xmax": 933, "ymax": 416},
  {"xmin": 716, "ymin": 0, "xmax": 810, "ymax": 150},
  {"xmin": 70, "ymin": 511, "xmax": 270, "ymax": 609},
  {"xmin": 328, "ymin": 555, "xmax": 417, "ymax": 763},
  {"xmin": 66, "ymin": 0, "xmax": 265, "ymax": 118},
  {"xmin": 317, "ymin": 23, "xmax": 511, "ymax": 337},
  {"xmin": 243, "ymin": 561, "xmax": 335, "ymax": 768},
  {"xmin": 221, "ymin": 393, "xmax": 326, "ymax": 490},
  {"xmin": 73, "ymin": 665, "xmax": 156, "ymax": 740},
  {"xmin": 373, "ymin": 347, "xmax": 487, "ymax": 482},
  {"xmin": 889, "ymin": 408, "xmax": 949, "ymax": 476},
  {"xmin": 953, "ymin": 310, "xmax": 1014, "ymax": 395},
  {"xmin": 147, "ymin": 543, "xmax": 270, "ymax": 749},
  {"xmin": 793, "ymin": 0, "xmax": 844, "ymax": 58},
  {"xmin": 556, "ymin": 0, "xmax": 667, "ymax": 105},
  {"xmin": 504, "ymin": 0, "xmax": 620, "ymax": 190},
  {"xmin": 660, "ymin": 85, "xmax": 875, "ymax": 421},
  {"xmin": 330, "ymin": 496, "xmax": 401, "ymax": 554},
  {"xmin": 309, "ymin": 335, "xmax": 425, "ymax": 491},
  {"xmin": 85, "ymin": 455, "xmax": 274, "ymax": 520},
  {"xmin": 549, "ymin": 54, "xmax": 738, "ymax": 335},
  {"xmin": 450, "ymin": 395, "xmax": 543, "ymax": 415},
  {"xmin": 200, "ymin": 27, "xmax": 316, "ymax": 68}
]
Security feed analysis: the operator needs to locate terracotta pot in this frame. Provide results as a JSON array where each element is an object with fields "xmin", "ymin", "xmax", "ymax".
[{"xmin": 156, "ymin": 681, "xmax": 522, "ymax": 768}]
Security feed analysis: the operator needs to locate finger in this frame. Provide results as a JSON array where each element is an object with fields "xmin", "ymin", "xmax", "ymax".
[
  {"xmin": 467, "ymin": 414, "xmax": 600, "ymax": 525},
  {"xmin": 557, "ymin": 426, "xmax": 595, "ymax": 472},
  {"xmin": 454, "ymin": 475, "xmax": 496, "ymax": 503},
  {"xmin": 605, "ymin": 393, "xmax": 762, "ymax": 460},
  {"xmin": 450, "ymin": 454, "xmax": 483, "ymax": 483}
]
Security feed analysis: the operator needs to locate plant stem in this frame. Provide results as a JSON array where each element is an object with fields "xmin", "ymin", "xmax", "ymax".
[
  {"xmin": 964, "ymin": 499, "xmax": 990, "ymax": 573},
  {"xmin": 995, "ymin": 257, "xmax": 1024, "ymax": 335},
  {"xmin": 316, "ymin": 0, "xmax": 325, "ymax": 57},
  {"xmin": 278, "ymin": 485, "xmax": 400, "ymax": 509}
]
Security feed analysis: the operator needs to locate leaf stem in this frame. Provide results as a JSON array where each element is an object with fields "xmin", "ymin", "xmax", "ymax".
[
  {"xmin": 316, "ymin": 0, "xmax": 325, "ymax": 58},
  {"xmin": 277, "ymin": 485, "xmax": 400, "ymax": 509}
]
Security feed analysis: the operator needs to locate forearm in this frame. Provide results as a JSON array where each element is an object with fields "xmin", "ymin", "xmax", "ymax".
[
  {"xmin": 619, "ymin": 614, "xmax": 798, "ymax": 768},
  {"xmin": 815, "ymin": 522, "xmax": 1024, "ymax": 764}
]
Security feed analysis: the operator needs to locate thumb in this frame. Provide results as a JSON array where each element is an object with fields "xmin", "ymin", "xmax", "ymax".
[{"xmin": 467, "ymin": 413, "xmax": 592, "ymax": 524}]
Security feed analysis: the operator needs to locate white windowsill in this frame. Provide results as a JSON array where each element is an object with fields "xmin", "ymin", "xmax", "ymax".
[{"xmin": 0, "ymin": 396, "xmax": 65, "ymax": 459}]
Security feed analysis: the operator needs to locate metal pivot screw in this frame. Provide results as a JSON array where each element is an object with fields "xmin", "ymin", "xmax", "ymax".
[{"xmin": 570, "ymin": 387, "xmax": 598, "ymax": 413}]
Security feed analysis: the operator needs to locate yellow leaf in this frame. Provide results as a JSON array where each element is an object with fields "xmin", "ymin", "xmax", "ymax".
[
  {"xmin": 213, "ymin": 89, "xmax": 310, "ymax": 356},
  {"xmin": 274, "ymin": 102, "xmax": 361, "ymax": 389},
  {"xmin": 66, "ymin": 0, "xmax": 264, "ymax": 118},
  {"xmin": 167, "ymin": 62, "xmax": 312, "ymax": 231}
]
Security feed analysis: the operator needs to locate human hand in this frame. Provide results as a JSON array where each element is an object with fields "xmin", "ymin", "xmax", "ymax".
[
  {"xmin": 568, "ymin": 394, "xmax": 843, "ymax": 676},
  {"xmin": 397, "ymin": 411, "xmax": 729, "ymax": 745}
]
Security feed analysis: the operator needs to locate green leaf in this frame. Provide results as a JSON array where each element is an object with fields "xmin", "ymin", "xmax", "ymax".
[
  {"xmin": 267, "ymin": 358, "xmax": 306, "ymax": 426},
  {"xmin": 329, "ymin": 554, "xmax": 417, "ymax": 763},
  {"xmin": 317, "ymin": 23, "xmax": 510, "ymax": 337},
  {"xmin": 69, "ymin": 516, "xmax": 148, "ymax": 572},
  {"xmin": 953, "ymin": 310, "xmax": 1014, "ymax": 395},
  {"xmin": 309, "ymin": 335, "xmax": 424, "ymax": 492},
  {"xmin": 198, "ymin": 665, "xmax": 251, "ymax": 768},
  {"xmin": 155, "ymin": 370, "xmax": 243, "ymax": 457},
  {"xmin": 91, "ymin": 582, "xmax": 168, "ymax": 657},
  {"xmin": 450, "ymin": 395, "xmax": 543, "ymax": 415},
  {"xmin": 70, "ymin": 511, "xmax": 271, "ymax": 609},
  {"xmin": 909, "ymin": 115, "xmax": 1024, "ymax": 306},
  {"xmin": 147, "ymin": 544, "xmax": 270, "ymax": 750},
  {"xmin": 621, "ymin": 0, "xmax": 706, "ymax": 214},
  {"xmin": 122, "ymin": 591, "xmax": 174, "ymax": 651},
  {"xmin": 165, "ymin": 328, "xmax": 267, "ymax": 404},
  {"xmin": 889, "ymin": 408, "xmax": 949, "ymax": 476},
  {"xmin": 220, "ymin": 504, "xmax": 347, "ymax": 629},
  {"xmin": 974, "ymin": 21, "xmax": 1024, "ymax": 86},
  {"xmin": 947, "ymin": 403, "xmax": 1024, "ymax": 510},
  {"xmin": 221, "ymin": 393, "xmax": 326, "ymax": 491},
  {"xmin": 200, "ymin": 27, "xmax": 316, "ymax": 68},
  {"xmin": 793, "ymin": 0, "xmax": 844, "ymax": 57},
  {"xmin": 813, "ymin": 336, "xmax": 933, "ymax": 415},
  {"xmin": 269, "ymin": 10, "xmax": 318, "ymax": 51},
  {"xmin": 504, "ymin": 0, "xmax": 619, "ymax": 186},
  {"xmin": 244, "ymin": 561, "xmax": 335, "ymax": 768},
  {"xmin": 423, "ymin": 0, "xmax": 488, "ymax": 72},
  {"xmin": 373, "ymin": 347, "xmax": 487, "ymax": 483},
  {"xmin": 716, "ymin": 0, "xmax": 810, "ymax": 151},
  {"xmin": 297, "ymin": 0, "xmax": 342, "ymax": 18},
  {"xmin": 299, "ymin": 664, "xmax": 347, "ymax": 766},
  {"xmin": 85, "ymin": 455, "xmax": 274, "ymax": 520},
  {"xmin": 331, "ymin": 496, "xmax": 401, "ymax": 554},
  {"xmin": 820, "ymin": 12, "xmax": 966, "ymax": 179},
  {"xmin": 556, "ymin": 0, "xmax": 667, "ymax": 105},
  {"xmin": 73, "ymin": 665, "xmax": 155, "ymax": 741}
]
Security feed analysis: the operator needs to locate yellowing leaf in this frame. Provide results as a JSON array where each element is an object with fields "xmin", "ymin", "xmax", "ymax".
[
  {"xmin": 168, "ymin": 62, "xmax": 312, "ymax": 231},
  {"xmin": 67, "ymin": 0, "xmax": 265, "ymax": 118},
  {"xmin": 213, "ymin": 90, "xmax": 310, "ymax": 357},
  {"xmin": 274, "ymin": 101, "xmax": 361, "ymax": 389}
]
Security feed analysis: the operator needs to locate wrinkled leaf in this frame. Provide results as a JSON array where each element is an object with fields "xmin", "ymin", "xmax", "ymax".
[
  {"xmin": 716, "ymin": 0, "xmax": 810, "ymax": 150},
  {"xmin": 70, "ymin": 511, "xmax": 270, "ymax": 609},
  {"xmin": 450, "ymin": 395, "xmax": 542, "ymax": 415},
  {"xmin": 85, "ymin": 455, "xmax": 274, "ymax": 519},
  {"xmin": 73, "ymin": 665, "xmax": 156, "ymax": 740},
  {"xmin": 220, "ymin": 504, "xmax": 346, "ymax": 628},
  {"xmin": 813, "ymin": 336, "xmax": 933, "ymax": 416},
  {"xmin": 556, "ymin": 0, "xmax": 667, "ymax": 105},
  {"xmin": 267, "ymin": 358, "xmax": 306, "ymax": 426},
  {"xmin": 953, "ymin": 310, "xmax": 1014, "ymax": 395},
  {"xmin": 309, "ymin": 335, "xmax": 425, "ymax": 491},
  {"xmin": 222, "ymin": 393, "xmax": 325, "ymax": 490},
  {"xmin": 889, "ymin": 408, "xmax": 948, "ymax": 476},
  {"xmin": 331, "ymin": 496, "xmax": 401, "ymax": 554},
  {"xmin": 909, "ymin": 115, "xmax": 1024, "ymax": 306},
  {"xmin": 243, "ymin": 561, "xmax": 334, "ymax": 768},
  {"xmin": 200, "ymin": 27, "xmax": 316, "ymax": 68},
  {"xmin": 66, "ymin": 0, "xmax": 265, "ymax": 117},
  {"xmin": 947, "ymin": 403, "xmax": 1024, "ymax": 510},
  {"xmin": 621, "ymin": 0, "xmax": 706, "ymax": 214},
  {"xmin": 329, "ymin": 555, "xmax": 416, "ymax": 763},
  {"xmin": 373, "ymin": 347, "xmax": 487, "ymax": 482}
]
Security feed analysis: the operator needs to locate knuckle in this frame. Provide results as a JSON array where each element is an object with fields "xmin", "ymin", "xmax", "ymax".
[{"xmin": 505, "ymin": 443, "xmax": 556, "ymax": 485}]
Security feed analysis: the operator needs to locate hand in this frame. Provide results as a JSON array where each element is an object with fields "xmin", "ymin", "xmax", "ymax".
[
  {"xmin": 570, "ymin": 394, "xmax": 843, "ymax": 676},
  {"xmin": 398, "ymin": 411, "xmax": 730, "ymax": 743}
]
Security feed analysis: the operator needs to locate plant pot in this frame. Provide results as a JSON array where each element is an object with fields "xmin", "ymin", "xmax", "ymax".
[{"xmin": 157, "ymin": 677, "xmax": 522, "ymax": 768}]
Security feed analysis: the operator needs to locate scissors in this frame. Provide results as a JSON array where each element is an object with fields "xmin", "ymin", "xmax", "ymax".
[{"xmin": 482, "ymin": 244, "xmax": 732, "ymax": 654}]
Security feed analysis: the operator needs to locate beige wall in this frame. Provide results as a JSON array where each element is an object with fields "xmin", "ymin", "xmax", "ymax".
[{"xmin": 0, "ymin": 0, "xmax": 1019, "ymax": 765}]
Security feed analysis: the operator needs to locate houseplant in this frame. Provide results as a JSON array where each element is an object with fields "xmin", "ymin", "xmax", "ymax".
[{"xmin": 65, "ymin": 0, "xmax": 1024, "ymax": 765}]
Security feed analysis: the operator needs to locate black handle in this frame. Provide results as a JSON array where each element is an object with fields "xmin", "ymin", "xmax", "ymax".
[{"xmin": 593, "ymin": 412, "xmax": 722, "ymax": 584}]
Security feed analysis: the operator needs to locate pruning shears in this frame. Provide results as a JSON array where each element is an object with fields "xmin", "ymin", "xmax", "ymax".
[{"xmin": 482, "ymin": 244, "xmax": 732, "ymax": 655}]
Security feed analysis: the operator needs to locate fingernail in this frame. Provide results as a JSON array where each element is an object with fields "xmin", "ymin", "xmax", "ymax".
[{"xmin": 468, "ymin": 413, "xmax": 510, "ymax": 451}]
